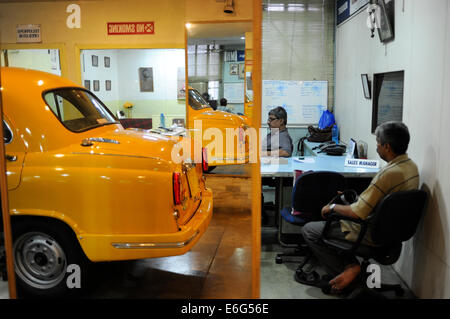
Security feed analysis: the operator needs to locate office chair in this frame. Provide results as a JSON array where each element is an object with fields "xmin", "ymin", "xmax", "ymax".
[
  {"xmin": 320, "ymin": 189, "xmax": 427, "ymax": 298},
  {"xmin": 275, "ymin": 170, "xmax": 346, "ymax": 264}
]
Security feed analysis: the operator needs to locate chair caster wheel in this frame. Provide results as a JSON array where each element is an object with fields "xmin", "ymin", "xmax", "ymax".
[{"xmin": 275, "ymin": 255, "xmax": 283, "ymax": 264}]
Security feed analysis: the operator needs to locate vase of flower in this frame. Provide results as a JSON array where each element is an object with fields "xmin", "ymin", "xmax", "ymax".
[{"xmin": 123, "ymin": 102, "xmax": 134, "ymax": 118}]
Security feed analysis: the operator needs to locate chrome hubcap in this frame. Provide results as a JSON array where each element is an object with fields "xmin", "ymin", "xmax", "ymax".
[{"xmin": 14, "ymin": 232, "xmax": 67, "ymax": 289}]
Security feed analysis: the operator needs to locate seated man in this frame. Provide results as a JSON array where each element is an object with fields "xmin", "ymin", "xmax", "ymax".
[
  {"xmin": 261, "ymin": 107, "xmax": 293, "ymax": 224},
  {"xmin": 261, "ymin": 106, "xmax": 293, "ymax": 157},
  {"xmin": 300, "ymin": 121, "xmax": 419, "ymax": 293}
]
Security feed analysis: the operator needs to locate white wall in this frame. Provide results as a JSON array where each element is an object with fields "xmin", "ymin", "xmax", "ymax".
[
  {"xmin": 81, "ymin": 49, "xmax": 120, "ymax": 104},
  {"xmin": 116, "ymin": 49, "xmax": 184, "ymax": 101},
  {"xmin": 336, "ymin": 0, "xmax": 450, "ymax": 298}
]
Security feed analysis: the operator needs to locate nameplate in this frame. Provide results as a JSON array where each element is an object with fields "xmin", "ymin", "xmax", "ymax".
[{"xmin": 345, "ymin": 158, "xmax": 379, "ymax": 169}]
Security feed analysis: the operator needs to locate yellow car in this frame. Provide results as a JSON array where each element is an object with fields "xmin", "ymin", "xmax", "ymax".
[
  {"xmin": 187, "ymin": 88, "xmax": 250, "ymax": 170},
  {"xmin": 0, "ymin": 67, "xmax": 213, "ymax": 297}
]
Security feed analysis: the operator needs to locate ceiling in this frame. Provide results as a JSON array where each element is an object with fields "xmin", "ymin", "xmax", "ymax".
[{"xmin": 187, "ymin": 22, "xmax": 252, "ymax": 46}]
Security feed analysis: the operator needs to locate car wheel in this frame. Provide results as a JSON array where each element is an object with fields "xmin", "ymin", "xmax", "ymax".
[{"xmin": 12, "ymin": 219, "xmax": 88, "ymax": 298}]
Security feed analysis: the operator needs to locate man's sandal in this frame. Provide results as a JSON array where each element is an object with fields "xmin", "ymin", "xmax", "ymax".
[{"xmin": 294, "ymin": 269, "xmax": 322, "ymax": 287}]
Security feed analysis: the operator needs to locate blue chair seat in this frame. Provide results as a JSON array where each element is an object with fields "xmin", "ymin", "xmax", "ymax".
[{"xmin": 280, "ymin": 207, "xmax": 312, "ymax": 225}]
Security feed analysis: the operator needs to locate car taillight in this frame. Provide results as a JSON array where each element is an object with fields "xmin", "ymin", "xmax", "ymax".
[
  {"xmin": 173, "ymin": 172, "xmax": 181, "ymax": 205},
  {"xmin": 202, "ymin": 148, "xmax": 208, "ymax": 172}
]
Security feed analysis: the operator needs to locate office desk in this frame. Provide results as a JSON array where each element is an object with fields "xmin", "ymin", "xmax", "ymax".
[
  {"xmin": 262, "ymin": 141, "xmax": 379, "ymax": 178},
  {"xmin": 261, "ymin": 141, "xmax": 379, "ymax": 246}
]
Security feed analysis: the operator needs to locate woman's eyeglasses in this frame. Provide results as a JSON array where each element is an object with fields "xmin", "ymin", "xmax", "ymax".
[{"xmin": 268, "ymin": 117, "xmax": 279, "ymax": 122}]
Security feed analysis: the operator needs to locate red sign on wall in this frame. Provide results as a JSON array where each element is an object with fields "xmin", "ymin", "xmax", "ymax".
[{"xmin": 107, "ymin": 22, "xmax": 154, "ymax": 35}]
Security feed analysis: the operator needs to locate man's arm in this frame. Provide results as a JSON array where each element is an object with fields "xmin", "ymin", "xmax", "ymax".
[
  {"xmin": 321, "ymin": 203, "xmax": 360, "ymax": 220},
  {"xmin": 261, "ymin": 149, "xmax": 291, "ymax": 157},
  {"xmin": 271, "ymin": 149, "xmax": 291, "ymax": 157}
]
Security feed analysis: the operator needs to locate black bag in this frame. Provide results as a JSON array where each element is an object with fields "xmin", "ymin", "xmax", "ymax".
[
  {"xmin": 327, "ymin": 189, "xmax": 358, "ymax": 206},
  {"xmin": 306, "ymin": 125, "xmax": 332, "ymax": 143}
]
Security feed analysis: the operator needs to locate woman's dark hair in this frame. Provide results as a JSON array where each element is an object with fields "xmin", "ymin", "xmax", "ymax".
[
  {"xmin": 220, "ymin": 98, "xmax": 227, "ymax": 106},
  {"xmin": 375, "ymin": 121, "xmax": 410, "ymax": 155},
  {"xmin": 269, "ymin": 106, "xmax": 288, "ymax": 125}
]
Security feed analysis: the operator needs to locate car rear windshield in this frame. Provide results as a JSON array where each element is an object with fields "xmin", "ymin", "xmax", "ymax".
[
  {"xmin": 189, "ymin": 89, "xmax": 211, "ymax": 110},
  {"xmin": 44, "ymin": 88, "xmax": 118, "ymax": 132}
]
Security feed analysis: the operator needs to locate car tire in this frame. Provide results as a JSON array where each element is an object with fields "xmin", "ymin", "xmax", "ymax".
[{"xmin": 12, "ymin": 218, "xmax": 89, "ymax": 298}]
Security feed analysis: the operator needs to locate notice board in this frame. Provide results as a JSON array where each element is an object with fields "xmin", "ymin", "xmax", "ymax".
[{"xmin": 262, "ymin": 80, "xmax": 328, "ymax": 126}]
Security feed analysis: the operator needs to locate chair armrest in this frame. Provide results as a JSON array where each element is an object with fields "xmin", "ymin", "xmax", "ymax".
[{"xmin": 320, "ymin": 213, "xmax": 370, "ymax": 254}]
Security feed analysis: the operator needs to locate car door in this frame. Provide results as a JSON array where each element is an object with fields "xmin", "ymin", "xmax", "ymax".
[{"xmin": 3, "ymin": 119, "xmax": 26, "ymax": 190}]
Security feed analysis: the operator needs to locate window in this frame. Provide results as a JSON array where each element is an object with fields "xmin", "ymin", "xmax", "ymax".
[
  {"xmin": 3, "ymin": 121, "xmax": 13, "ymax": 144},
  {"xmin": 371, "ymin": 71, "xmax": 404, "ymax": 132},
  {"xmin": 187, "ymin": 44, "xmax": 222, "ymax": 80},
  {"xmin": 188, "ymin": 88, "xmax": 210, "ymax": 110},
  {"xmin": 208, "ymin": 80, "xmax": 220, "ymax": 101},
  {"xmin": 44, "ymin": 88, "xmax": 117, "ymax": 132}
]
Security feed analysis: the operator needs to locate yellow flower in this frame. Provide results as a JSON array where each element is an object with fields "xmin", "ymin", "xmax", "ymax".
[{"xmin": 123, "ymin": 102, "xmax": 134, "ymax": 109}]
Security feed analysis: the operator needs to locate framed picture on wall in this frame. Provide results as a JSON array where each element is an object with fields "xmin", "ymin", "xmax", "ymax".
[
  {"xmin": 92, "ymin": 55, "xmax": 98, "ymax": 67},
  {"xmin": 84, "ymin": 80, "xmax": 90, "ymax": 90},
  {"xmin": 238, "ymin": 63, "xmax": 245, "ymax": 79},
  {"xmin": 230, "ymin": 63, "xmax": 238, "ymax": 75},
  {"xmin": 172, "ymin": 118, "xmax": 185, "ymax": 127},
  {"xmin": 104, "ymin": 56, "xmax": 110, "ymax": 68},
  {"xmin": 93, "ymin": 80, "xmax": 100, "ymax": 92},
  {"xmin": 105, "ymin": 80, "xmax": 111, "ymax": 91},
  {"xmin": 139, "ymin": 67, "xmax": 154, "ymax": 92},
  {"xmin": 361, "ymin": 74, "xmax": 371, "ymax": 99}
]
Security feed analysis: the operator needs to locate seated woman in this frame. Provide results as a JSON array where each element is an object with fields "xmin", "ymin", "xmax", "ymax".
[{"xmin": 261, "ymin": 106, "xmax": 293, "ymax": 157}]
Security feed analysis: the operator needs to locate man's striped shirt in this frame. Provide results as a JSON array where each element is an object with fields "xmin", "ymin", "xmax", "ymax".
[{"xmin": 341, "ymin": 154, "xmax": 420, "ymax": 245}]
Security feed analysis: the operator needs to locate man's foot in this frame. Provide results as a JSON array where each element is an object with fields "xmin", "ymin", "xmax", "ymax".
[{"xmin": 329, "ymin": 264, "xmax": 361, "ymax": 291}]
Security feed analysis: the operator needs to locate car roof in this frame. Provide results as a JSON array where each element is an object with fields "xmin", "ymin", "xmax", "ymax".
[{"xmin": 1, "ymin": 67, "xmax": 79, "ymax": 91}]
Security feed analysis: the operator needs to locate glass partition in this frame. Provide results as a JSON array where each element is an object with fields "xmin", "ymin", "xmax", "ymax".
[
  {"xmin": 259, "ymin": 0, "xmax": 336, "ymax": 299},
  {"xmin": 80, "ymin": 49, "xmax": 185, "ymax": 128},
  {"xmin": 1, "ymin": 49, "xmax": 61, "ymax": 76},
  {"xmin": 187, "ymin": 22, "xmax": 252, "ymax": 116}
]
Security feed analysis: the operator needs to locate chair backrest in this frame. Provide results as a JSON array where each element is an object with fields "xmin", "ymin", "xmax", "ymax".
[
  {"xmin": 370, "ymin": 190, "xmax": 427, "ymax": 246},
  {"xmin": 292, "ymin": 171, "xmax": 346, "ymax": 221}
]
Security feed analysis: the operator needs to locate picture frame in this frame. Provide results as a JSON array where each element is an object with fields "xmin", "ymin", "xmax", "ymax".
[
  {"xmin": 139, "ymin": 67, "xmax": 154, "ymax": 92},
  {"xmin": 104, "ymin": 56, "xmax": 110, "ymax": 68},
  {"xmin": 84, "ymin": 80, "xmax": 90, "ymax": 91},
  {"xmin": 172, "ymin": 118, "xmax": 185, "ymax": 127},
  {"xmin": 238, "ymin": 63, "xmax": 245, "ymax": 80},
  {"xmin": 92, "ymin": 55, "xmax": 98, "ymax": 67},
  {"xmin": 93, "ymin": 80, "xmax": 100, "ymax": 92},
  {"xmin": 229, "ymin": 63, "xmax": 238, "ymax": 75},
  {"xmin": 361, "ymin": 73, "xmax": 371, "ymax": 99},
  {"xmin": 105, "ymin": 80, "xmax": 111, "ymax": 91}
]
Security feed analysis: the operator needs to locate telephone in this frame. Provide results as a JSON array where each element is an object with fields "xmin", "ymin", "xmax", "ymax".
[
  {"xmin": 311, "ymin": 141, "xmax": 334, "ymax": 151},
  {"xmin": 317, "ymin": 142, "xmax": 347, "ymax": 156}
]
